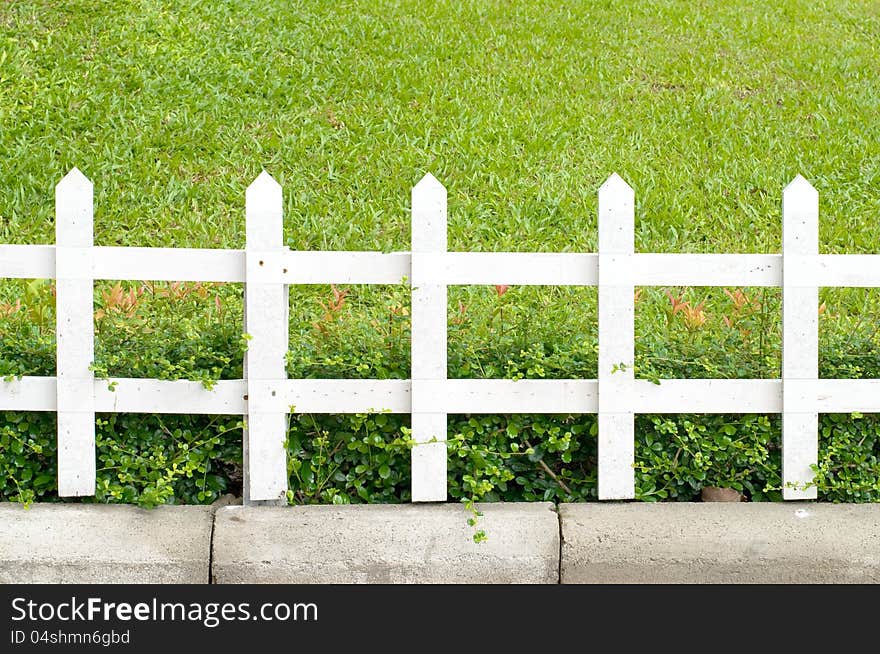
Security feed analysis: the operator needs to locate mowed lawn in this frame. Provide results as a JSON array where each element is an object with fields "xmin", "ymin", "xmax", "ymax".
[
  {"xmin": 3, "ymin": 1, "xmax": 880, "ymax": 506},
  {"xmin": 1, "ymin": 0, "xmax": 879, "ymax": 256}
]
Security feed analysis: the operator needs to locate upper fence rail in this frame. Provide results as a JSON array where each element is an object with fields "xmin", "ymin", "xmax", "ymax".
[
  {"xmin": 1, "ymin": 169, "xmax": 879, "ymax": 502},
  {"xmin": 5, "ymin": 247, "xmax": 880, "ymax": 287}
]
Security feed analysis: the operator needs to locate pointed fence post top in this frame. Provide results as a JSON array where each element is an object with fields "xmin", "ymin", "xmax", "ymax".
[
  {"xmin": 55, "ymin": 167, "xmax": 93, "ymax": 245},
  {"xmin": 782, "ymin": 174, "xmax": 818, "ymax": 253},
  {"xmin": 247, "ymin": 170, "xmax": 281, "ymax": 195},
  {"xmin": 599, "ymin": 172, "xmax": 633, "ymax": 197},
  {"xmin": 412, "ymin": 172, "xmax": 447, "ymax": 252},
  {"xmin": 598, "ymin": 173, "xmax": 634, "ymax": 253},
  {"xmin": 56, "ymin": 167, "xmax": 92, "ymax": 193},
  {"xmin": 413, "ymin": 172, "xmax": 445, "ymax": 195},
  {"xmin": 246, "ymin": 170, "xmax": 282, "ymax": 248},
  {"xmin": 783, "ymin": 174, "xmax": 818, "ymax": 200}
]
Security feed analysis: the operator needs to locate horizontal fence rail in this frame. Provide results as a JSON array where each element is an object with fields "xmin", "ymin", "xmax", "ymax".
[
  {"xmin": 6, "ymin": 248, "xmax": 880, "ymax": 288},
  {"xmin": 1, "ymin": 169, "xmax": 879, "ymax": 502},
  {"xmin": 4, "ymin": 377, "xmax": 880, "ymax": 416}
]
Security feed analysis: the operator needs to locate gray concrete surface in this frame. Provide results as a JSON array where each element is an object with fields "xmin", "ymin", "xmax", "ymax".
[
  {"xmin": 4, "ymin": 502, "xmax": 880, "ymax": 584},
  {"xmin": 0, "ymin": 503, "xmax": 214, "ymax": 583},
  {"xmin": 560, "ymin": 503, "xmax": 880, "ymax": 583},
  {"xmin": 212, "ymin": 503, "xmax": 560, "ymax": 583}
]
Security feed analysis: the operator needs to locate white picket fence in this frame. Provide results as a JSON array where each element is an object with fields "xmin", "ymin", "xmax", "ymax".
[{"xmin": 2, "ymin": 169, "xmax": 880, "ymax": 503}]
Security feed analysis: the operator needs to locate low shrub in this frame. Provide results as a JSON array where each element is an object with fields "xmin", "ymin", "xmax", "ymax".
[{"xmin": 1, "ymin": 281, "xmax": 879, "ymax": 507}]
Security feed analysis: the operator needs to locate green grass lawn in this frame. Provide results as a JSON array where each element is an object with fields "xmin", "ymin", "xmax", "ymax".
[
  {"xmin": 2, "ymin": 1, "xmax": 880, "ymax": 506},
  {"xmin": 2, "ymin": 0, "xmax": 879, "ymax": 254}
]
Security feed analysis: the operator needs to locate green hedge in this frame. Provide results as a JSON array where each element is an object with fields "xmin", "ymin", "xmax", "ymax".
[{"xmin": 2, "ymin": 280, "xmax": 879, "ymax": 506}]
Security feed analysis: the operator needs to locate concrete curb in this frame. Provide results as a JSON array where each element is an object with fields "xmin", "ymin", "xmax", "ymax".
[
  {"xmin": 212, "ymin": 503, "xmax": 560, "ymax": 583},
  {"xmin": 3, "ymin": 502, "xmax": 880, "ymax": 583},
  {"xmin": 0, "ymin": 503, "xmax": 214, "ymax": 583},
  {"xmin": 559, "ymin": 503, "xmax": 880, "ymax": 583}
]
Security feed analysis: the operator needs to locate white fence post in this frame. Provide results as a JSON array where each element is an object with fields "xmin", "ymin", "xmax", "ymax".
[
  {"xmin": 410, "ymin": 173, "xmax": 448, "ymax": 502},
  {"xmin": 55, "ymin": 168, "xmax": 95, "ymax": 496},
  {"xmin": 243, "ymin": 171, "xmax": 289, "ymax": 504},
  {"xmin": 597, "ymin": 173, "xmax": 636, "ymax": 500},
  {"xmin": 782, "ymin": 175, "xmax": 819, "ymax": 500}
]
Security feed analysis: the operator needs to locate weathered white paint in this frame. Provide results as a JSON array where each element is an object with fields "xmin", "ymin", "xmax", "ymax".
[
  {"xmin": 55, "ymin": 168, "xmax": 96, "ymax": 497},
  {"xmin": 597, "ymin": 173, "xmax": 635, "ymax": 500},
  {"xmin": 410, "ymin": 173, "xmax": 448, "ymax": 502},
  {"xmin": 782, "ymin": 175, "xmax": 819, "ymax": 500},
  {"xmin": 243, "ymin": 172, "xmax": 289, "ymax": 503}
]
